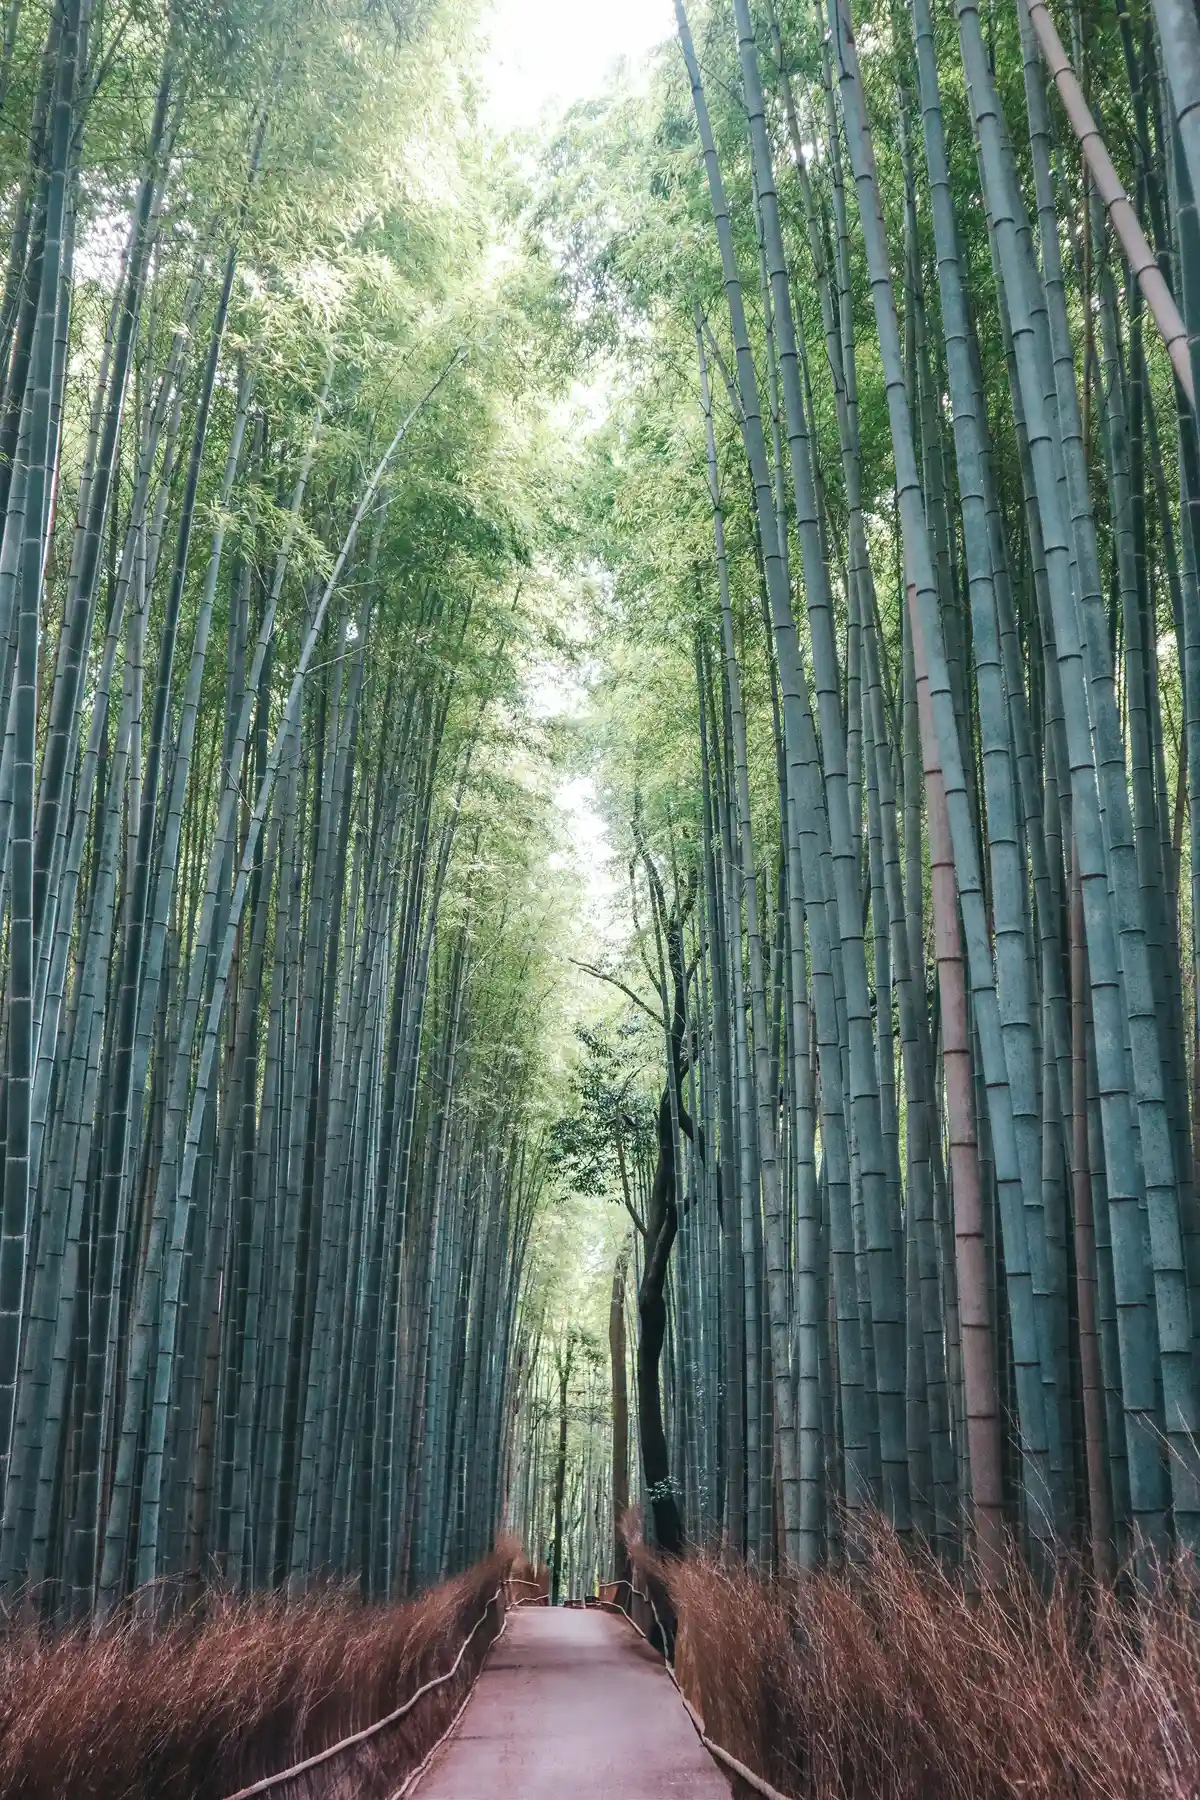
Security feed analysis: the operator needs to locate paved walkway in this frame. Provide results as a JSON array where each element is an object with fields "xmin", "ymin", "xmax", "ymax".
[{"xmin": 414, "ymin": 1605, "xmax": 732, "ymax": 1798}]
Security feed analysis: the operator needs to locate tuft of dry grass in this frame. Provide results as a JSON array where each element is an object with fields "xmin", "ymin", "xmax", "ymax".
[
  {"xmin": 641, "ymin": 1522, "xmax": 1200, "ymax": 1800},
  {"xmin": 0, "ymin": 1543, "xmax": 523, "ymax": 1800}
]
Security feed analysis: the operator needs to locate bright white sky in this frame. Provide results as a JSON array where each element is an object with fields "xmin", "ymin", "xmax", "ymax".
[{"xmin": 480, "ymin": 0, "xmax": 676, "ymax": 133}]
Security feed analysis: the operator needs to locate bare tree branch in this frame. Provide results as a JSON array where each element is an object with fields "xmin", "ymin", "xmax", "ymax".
[{"xmin": 568, "ymin": 958, "xmax": 666, "ymax": 1030}]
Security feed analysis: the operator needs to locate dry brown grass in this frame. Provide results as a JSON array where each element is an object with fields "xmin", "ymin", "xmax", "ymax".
[
  {"xmin": 0, "ymin": 1543, "xmax": 523, "ymax": 1800},
  {"xmin": 643, "ymin": 1523, "xmax": 1200, "ymax": 1800}
]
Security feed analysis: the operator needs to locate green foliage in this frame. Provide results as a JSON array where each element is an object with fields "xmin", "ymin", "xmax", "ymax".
[{"xmin": 549, "ymin": 1020, "xmax": 657, "ymax": 1200}]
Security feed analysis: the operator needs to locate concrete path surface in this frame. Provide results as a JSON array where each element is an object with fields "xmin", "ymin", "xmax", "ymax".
[{"xmin": 414, "ymin": 1604, "xmax": 732, "ymax": 1798}]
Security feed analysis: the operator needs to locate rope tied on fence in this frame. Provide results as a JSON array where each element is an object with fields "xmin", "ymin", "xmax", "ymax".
[
  {"xmin": 605, "ymin": 1576, "xmax": 800, "ymax": 1800},
  {"xmin": 220, "ymin": 1585, "xmax": 506, "ymax": 1800},
  {"xmin": 219, "ymin": 1570, "xmax": 797, "ymax": 1800}
]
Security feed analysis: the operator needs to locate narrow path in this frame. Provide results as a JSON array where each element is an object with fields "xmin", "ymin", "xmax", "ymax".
[{"xmin": 413, "ymin": 1605, "xmax": 732, "ymax": 1798}]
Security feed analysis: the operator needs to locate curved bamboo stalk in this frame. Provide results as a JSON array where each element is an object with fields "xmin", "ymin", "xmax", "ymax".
[{"xmin": 1024, "ymin": 0, "xmax": 1192, "ymax": 402}]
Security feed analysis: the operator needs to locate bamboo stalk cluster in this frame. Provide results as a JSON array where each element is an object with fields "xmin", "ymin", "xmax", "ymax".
[
  {"xmin": 0, "ymin": 0, "xmax": 553, "ymax": 1616},
  {"xmin": 507, "ymin": 1324, "xmax": 612, "ymax": 1601},
  {"xmin": 557, "ymin": 0, "xmax": 1200, "ymax": 1580}
]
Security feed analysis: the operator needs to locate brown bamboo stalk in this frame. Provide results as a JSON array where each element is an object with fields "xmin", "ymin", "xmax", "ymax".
[
  {"xmin": 1070, "ymin": 843, "xmax": 1115, "ymax": 1580},
  {"xmin": 1023, "ymin": 0, "xmax": 1194, "ymax": 403},
  {"xmin": 911, "ymin": 591, "xmax": 1004, "ymax": 1578}
]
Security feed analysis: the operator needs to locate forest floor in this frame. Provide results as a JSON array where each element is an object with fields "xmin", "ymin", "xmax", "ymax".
[{"xmin": 412, "ymin": 1605, "xmax": 731, "ymax": 1798}]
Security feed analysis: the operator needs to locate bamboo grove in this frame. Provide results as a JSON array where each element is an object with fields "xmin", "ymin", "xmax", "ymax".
[
  {"xmin": 0, "ymin": 0, "xmax": 567, "ymax": 1617},
  {"xmin": 536, "ymin": 0, "xmax": 1200, "ymax": 1583},
  {"xmin": 6, "ymin": 0, "xmax": 1200, "ymax": 1639}
]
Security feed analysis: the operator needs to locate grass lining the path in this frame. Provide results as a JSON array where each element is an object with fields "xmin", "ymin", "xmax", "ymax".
[
  {"xmin": 0, "ymin": 1544, "xmax": 522, "ymax": 1800},
  {"xmin": 640, "ymin": 1523, "xmax": 1200, "ymax": 1800}
]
